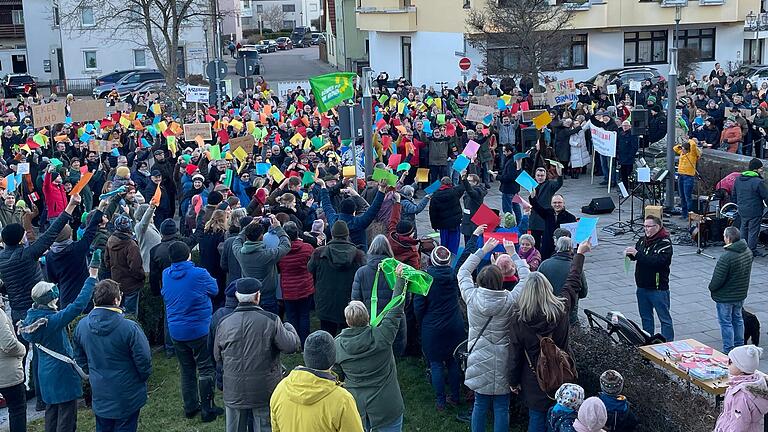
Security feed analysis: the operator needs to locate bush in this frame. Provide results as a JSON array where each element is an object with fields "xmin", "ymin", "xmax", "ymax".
[{"xmin": 570, "ymin": 327, "xmax": 718, "ymax": 431}]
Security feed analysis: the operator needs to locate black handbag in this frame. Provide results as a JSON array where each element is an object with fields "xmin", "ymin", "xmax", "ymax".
[{"xmin": 453, "ymin": 316, "xmax": 493, "ymax": 372}]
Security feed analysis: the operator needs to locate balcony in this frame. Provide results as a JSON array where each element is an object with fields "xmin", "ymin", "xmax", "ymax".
[
  {"xmin": 356, "ymin": 0, "xmax": 417, "ymax": 32},
  {"xmin": 0, "ymin": 24, "xmax": 24, "ymax": 39}
]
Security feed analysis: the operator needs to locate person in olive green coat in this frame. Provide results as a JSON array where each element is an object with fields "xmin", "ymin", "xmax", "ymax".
[
  {"xmin": 335, "ymin": 268, "xmax": 406, "ymax": 431},
  {"xmin": 708, "ymin": 227, "xmax": 754, "ymax": 353}
]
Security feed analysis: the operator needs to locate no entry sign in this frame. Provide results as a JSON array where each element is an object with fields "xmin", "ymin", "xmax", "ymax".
[{"xmin": 459, "ymin": 57, "xmax": 471, "ymax": 71}]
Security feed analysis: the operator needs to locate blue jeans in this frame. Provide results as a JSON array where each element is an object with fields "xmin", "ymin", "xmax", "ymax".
[
  {"xmin": 527, "ymin": 409, "xmax": 547, "ymax": 432},
  {"xmin": 96, "ymin": 410, "xmax": 140, "ymax": 432},
  {"xmin": 122, "ymin": 291, "xmax": 140, "ymax": 316},
  {"xmin": 284, "ymin": 295, "xmax": 313, "ymax": 346},
  {"xmin": 471, "ymin": 393, "xmax": 509, "ymax": 432},
  {"xmin": 440, "ymin": 227, "xmax": 461, "ymax": 256},
  {"xmin": 678, "ymin": 174, "xmax": 695, "ymax": 217},
  {"xmin": 636, "ymin": 288, "xmax": 674, "ymax": 341},
  {"xmin": 501, "ymin": 194, "xmax": 522, "ymax": 224},
  {"xmin": 717, "ymin": 301, "xmax": 745, "ymax": 353},
  {"xmin": 429, "ymin": 359, "xmax": 460, "ymax": 406},
  {"xmin": 365, "ymin": 414, "xmax": 402, "ymax": 432}
]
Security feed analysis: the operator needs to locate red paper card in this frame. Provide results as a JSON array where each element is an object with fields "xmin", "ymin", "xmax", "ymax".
[
  {"xmin": 520, "ymin": 101, "xmax": 530, "ymax": 111},
  {"xmin": 483, "ymin": 231, "xmax": 519, "ymax": 244},
  {"xmin": 381, "ymin": 134, "xmax": 393, "ymax": 150},
  {"xmin": 387, "ymin": 154, "xmax": 402, "ymax": 170},
  {"xmin": 217, "ymin": 129, "xmax": 230, "ymax": 145},
  {"xmin": 376, "ymin": 119, "xmax": 387, "ymax": 130},
  {"xmin": 471, "ymin": 204, "xmax": 500, "ymax": 233}
]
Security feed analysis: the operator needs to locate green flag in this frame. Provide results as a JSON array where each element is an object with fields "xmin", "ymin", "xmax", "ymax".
[{"xmin": 309, "ymin": 72, "xmax": 356, "ymax": 113}]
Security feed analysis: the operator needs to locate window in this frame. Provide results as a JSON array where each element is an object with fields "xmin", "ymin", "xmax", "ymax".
[
  {"xmin": 133, "ymin": 49, "xmax": 146, "ymax": 67},
  {"xmin": 745, "ymin": 39, "xmax": 763, "ymax": 65},
  {"xmin": 12, "ymin": 10, "xmax": 24, "ymax": 25},
  {"xmin": 282, "ymin": 20, "xmax": 295, "ymax": 28},
  {"xmin": 81, "ymin": 6, "xmax": 95, "ymax": 26},
  {"xmin": 463, "ymin": 0, "xmax": 471, "ymax": 8},
  {"xmin": 401, "ymin": 36, "xmax": 412, "ymax": 82},
  {"xmin": 242, "ymin": 16, "xmax": 251, "ymax": 24},
  {"xmin": 555, "ymin": 34, "xmax": 588, "ymax": 69},
  {"xmin": 282, "ymin": 4, "xmax": 295, "ymax": 12},
  {"xmin": 675, "ymin": 28, "xmax": 715, "ymax": 61},
  {"xmin": 256, "ymin": 4, "xmax": 263, "ymax": 12},
  {"xmin": 53, "ymin": 6, "xmax": 60, "ymax": 26},
  {"xmin": 624, "ymin": 31, "xmax": 667, "ymax": 65},
  {"xmin": 84, "ymin": 50, "xmax": 97, "ymax": 69}
]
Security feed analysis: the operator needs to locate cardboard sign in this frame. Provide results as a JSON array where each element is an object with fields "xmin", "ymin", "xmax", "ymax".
[
  {"xmin": 31, "ymin": 102, "xmax": 66, "ymax": 128},
  {"xmin": 675, "ymin": 85, "xmax": 687, "ymax": 99},
  {"xmin": 629, "ymin": 80, "xmax": 642, "ymax": 92},
  {"xmin": 229, "ymin": 135, "xmax": 256, "ymax": 154},
  {"xmin": 521, "ymin": 109, "xmax": 547, "ymax": 123},
  {"xmin": 183, "ymin": 123, "xmax": 213, "ymax": 141},
  {"xmin": 88, "ymin": 140, "xmax": 114, "ymax": 153},
  {"xmin": 185, "ymin": 85, "xmax": 210, "ymax": 103},
  {"xmin": 70, "ymin": 100, "xmax": 106, "ymax": 122},
  {"xmin": 546, "ymin": 78, "xmax": 577, "ymax": 107},
  {"xmin": 476, "ymin": 95, "xmax": 498, "ymax": 107},
  {"xmin": 531, "ymin": 92, "xmax": 548, "ymax": 107},
  {"xmin": 465, "ymin": 103, "xmax": 496, "ymax": 123}
]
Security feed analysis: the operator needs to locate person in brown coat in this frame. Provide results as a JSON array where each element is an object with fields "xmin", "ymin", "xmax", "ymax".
[
  {"xmin": 386, "ymin": 194, "xmax": 420, "ymax": 269},
  {"xmin": 104, "ymin": 214, "xmax": 145, "ymax": 315},
  {"xmin": 508, "ymin": 241, "xmax": 590, "ymax": 431}
]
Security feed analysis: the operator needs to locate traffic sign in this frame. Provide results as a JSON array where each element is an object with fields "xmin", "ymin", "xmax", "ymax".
[
  {"xmin": 459, "ymin": 57, "xmax": 471, "ymax": 71},
  {"xmin": 239, "ymin": 78, "xmax": 254, "ymax": 91},
  {"xmin": 235, "ymin": 58, "xmax": 257, "ymax": 77},
  {"xmin": 206, "ymin": 60, "xmax": 228, "ymax": 80}
]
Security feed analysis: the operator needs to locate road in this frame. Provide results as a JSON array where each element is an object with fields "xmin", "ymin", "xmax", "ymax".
[{"xmin": 224, "ymin": 46, "xmax": 334, "ymax": 91}]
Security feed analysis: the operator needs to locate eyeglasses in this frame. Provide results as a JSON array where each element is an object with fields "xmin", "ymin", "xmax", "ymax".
[{"xmin": 643, "ymin": 224, "xmax": 658, "ymax": 229}]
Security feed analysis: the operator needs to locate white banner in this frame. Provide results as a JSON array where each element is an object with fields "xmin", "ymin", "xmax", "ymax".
[
  {"xmin": 590, "ymin": 125, "xmax": 617, "ymax": 158},
  {"xmin": 277, "ymin": 80, "xmax": 311, "ymax": 98},
  {"xmin": 185, "ymin": 85, "xmax": 209, "ymax": 103}
]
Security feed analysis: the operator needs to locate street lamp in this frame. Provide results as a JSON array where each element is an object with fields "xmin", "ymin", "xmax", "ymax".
[
  {"xmin": 746, "ymin": 10, "xmax": 758, "ymax": 31},
  {"xmin": 664, "ymin": 5, "xmax": 682, "ymax": 210}
]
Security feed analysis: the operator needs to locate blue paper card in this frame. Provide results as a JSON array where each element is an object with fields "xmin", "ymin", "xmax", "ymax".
[
  {"xmin": 5, "ymin": 174, "xmax": 15, "ymax": 193},
  {"xmin": 497, "ymin": 99, "xmax": 506, "ymax": 110},
  {"xmin": 513, "ymin": 152, "xmax": 529, "ymax": 161},
  {"xmin": 453, "ymin": 154, "xmax": 470, "ymax": 173},
  {"xmin": 515, "ymin": 171, "xmax": 538, "ymax": 193},
  {"xmin": 573, "ymin": 217, "xmax": 599, "ymax": 244},
  {"xmin": 111, "ymin": 148, "xmax": 120, "ymax": 157},
  {"xmin": 256, "ymin": 163, "xmax": 271, "ymax": 175},
  {"xmin": 80, "ymin": 133, "xmax": 93, "ymax": 143},
  {"xmin": 424, "ymin": 180, "xmax": 441, "ymax": 195}
]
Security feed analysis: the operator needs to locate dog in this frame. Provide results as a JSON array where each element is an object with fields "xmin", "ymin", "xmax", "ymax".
[{"xmin": 743, "ymin": 308, "xmax": 760, "ymax": 346}]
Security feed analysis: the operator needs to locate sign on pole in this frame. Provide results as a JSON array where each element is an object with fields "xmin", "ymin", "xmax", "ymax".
[
  {"xmin": 546, "ymin": 78, "xmax": 577, "ymax": 107},
  {"xmin": 589, "ymin": 125, "xmax": 617, "ymax": 158},
  {"xmin": 185, "ymin": 86, "xmax": 210, "ymax": 103},
  {"xmin": 459, "ymin": 57, "xmax": 471, "ymax": 71},
  {"xmin": 31, "ymin": 102, "xmax": 66, "ymax": 128},
  {"xmin": 183, "ymin": 123, "xmax": 213, "ymax": 141}
]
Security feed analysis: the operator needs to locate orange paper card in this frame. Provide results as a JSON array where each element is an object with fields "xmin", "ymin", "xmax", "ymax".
[
  {"xmin": 69, "ymin": 171, "xmax": 93, "ymax": 196},
  {"xmin": 150, "ymin": 185, "xmax": 162, "ymax": 206}
]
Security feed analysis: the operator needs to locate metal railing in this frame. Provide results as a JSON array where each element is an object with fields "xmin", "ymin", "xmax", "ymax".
[
  {"xmin": 0, "ymin": 24, "xmax": 24, "ymax": 39},
  {"xmin": 48, "ymin": 78, "xmax": 97, "ymax": 96}
]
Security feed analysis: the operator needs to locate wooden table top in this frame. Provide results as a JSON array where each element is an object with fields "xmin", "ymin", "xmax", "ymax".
[{"xmin": 638, "ymin": 338, "xmax": 730, "ymax": 396}]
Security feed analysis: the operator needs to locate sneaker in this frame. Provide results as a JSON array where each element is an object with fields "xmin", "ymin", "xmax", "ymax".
[
  {"xmin": 456, "ymin": 408, "xmax": 472, "ymax": 423},
  {"xmin": 35, "ymin": 399, "xmax": 46, "ymax": 412}
]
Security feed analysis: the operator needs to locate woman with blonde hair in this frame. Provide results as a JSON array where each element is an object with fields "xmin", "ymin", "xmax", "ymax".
[
  {"xmin": 508, "ymin": 242, "xmax": 591, "ymax": 432},
  {"xmin": 200, "ymin": 209, "xmax": 228, "ymax": 309}
]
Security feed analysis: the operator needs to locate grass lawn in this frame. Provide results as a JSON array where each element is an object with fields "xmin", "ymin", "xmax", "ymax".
[{"xmin": 27, "ymin": 350, "xmax": 515, "ymax": 432}]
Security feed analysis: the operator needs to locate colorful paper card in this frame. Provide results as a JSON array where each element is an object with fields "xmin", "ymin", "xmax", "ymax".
[
  {"xmin": 69, "ymin": 171, "xmax": 93, "ymax": 196},
  {"xmin": 483, "ymin": 231, "xmax": 519, "ymax": 245},
  {"xmin": 512, "ymin": 194, "xmax": 531, "ymax": 209},
  {"xmin": 513, "ymin": 152, "xmax": 529, "ymax": 161},
  {"xmin": 396, "ymin": 162, "xmax": 411, "ymax": 172},
  {"xmin": 302, "ymin": 171, "xmax": 315, "ymax": 187},
  {"xmin": 452, "ymin": 155, "xmax": 470, "ymax": 173},
  {"xmin": 224, "ymin": 169, "xmax": 234, "ymax": 188},
  {"xmin": 463, "ymin": 140, "xmax": 480, "ymax": 158},
  {"xmin": 515, "ymin": 171, "xmax": 538, "ymax": 193},
  {"xmin": 342, "ymin": 166, "xmax": 356, "ymax": 177},
  {"xmin": 256, "ymin": 163, "xmax": 271, "ymax": 175},
  {"xmin": 209, "ymin": 145, "xmax": 222, "ymax": 160},
  {"xmin": 372, "ymin": 167, "xmax": 391, "ymax": 182},
  {"xmin": 233, "ymin": 146, "xmax": 248, "ymax": 162},
  {"xmin": 416, "ymin": 168, "xmax": 430, "ymax": 183},
  {"xmin": 424, "ymin": 180, "xmax": 441, "ymax": 195},
  {"xmin": 268, "ymin": 165, "xmax": 285, "ymax": 182},
  {"xmin": 387, "ymin": 154, "xmax": 402, "ymax": 170},
  {"xmin": 532, "ymin": 111, "xmax": 553, "ymax": 130},
  {"xmin": 471, "ymin": 204, "xmax": 500, "ymax": 233},
  {"xmin": 436, "ymin": 114, "xmax": 446, "ymax": 125},
  {"xmin": 150, "ymin": 185, "xmax": 162, "ymax": 206}
]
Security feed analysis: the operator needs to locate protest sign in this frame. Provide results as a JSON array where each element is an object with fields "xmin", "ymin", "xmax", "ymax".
[
  {"xmin": 471, "ymin": 204, "xmax": 500, "ymax": 233},
  {"xmin": 465, "ymin": 103, "xmax": 496, "ymax": 123},
  {"xmin": 17, "ymin": 163, "xmax": 30, "ymax": 175},
  {"xmin": 183, "ymin": 123, "xmax": 213, "ymax": 141},
  {"xmin": 88, "ymin": 140, "xmax": 113, "ymax": 153},
  {"xmin": 629, "ymin": 80, "xmax": 642, "ymax": 92},
  {"xmin": 476, "ymin": 95, "xmax": 498, "ymax": 107},
  {"xmin": 185, "ymin": 85, "xmax": 210, "ymax": 103},
  {"xmin": 229, "ymin": 135, "xmax": 256, "ymax": 154},
  {"xmin": 606, "ymin": 84, "xmax": 617, "ymax": 95},
  {"xmin": 521, "ymin": 109, "xmax": 547, "ymax": 123},
  {"xmin": 70, "ymin": 171, "xmax": 94, "ymax": 196},
  {"xmin": 675, "ymin": 85, "xmax": 687, "ymax": 99},
  {"xmin": 589, "ymin": 125, "xmax": 617, "ymax": 158},
  {"xmin": 31, "ymin": 102, "xmax": 65, "ymax": 128},
  {"xmin": 546, "ymin": 78, "xmax": 577, "ymax": 107},
  {"xmin": 70, "ymin": 100, "xmax": 106, "ymax": 122},
  {"xmin": 531, "ymin": 92, "xmax": 548, "ymax": 107}
]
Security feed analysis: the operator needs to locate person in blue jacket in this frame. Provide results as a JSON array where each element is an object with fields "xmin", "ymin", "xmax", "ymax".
[
  {"xmin": 73, "ymin": 277, "xmax": 152, "ymax": 432},
  {"xmin": 19, "ymin": 264, "xmax": 97, "ymax": 432},
  {"xmin": 161, "ymin": 240, "xmax": 223, "ymax": 422},
  {"xmin": 316, "ymin": 177, "xmax": 386, "ymax": 249}
]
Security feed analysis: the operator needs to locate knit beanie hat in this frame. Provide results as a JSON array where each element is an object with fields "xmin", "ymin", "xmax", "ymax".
[
  {"xmin": 431, "ymin": 246, "xmax": 451, "ymax": 266},
  {"xmin": 208, "ymin": 191, "xmax": 224, "ymax": 206},
  {"xmin": 303, "ymin": 330, "xmax": 336, "ymax": 370},
  {"xmin": 160, "ymin": 218, "xmax": 178, "ymax": 236},
  {"xmin": 501, "ymin": 212, "xmax": 516, "ymax": 229},
  {"xmin": 729, "ymin": 344, "xmax": 763, "ymax": 374},
  {"xmin": 748, "ymin": 158, "xmax": 763, "ymax": 171},
  {"xmin": 311, "ymin": 219, "xmax": 325, "ymax": 234},
  {"xmin": 494, "ymin": 254, "xmax": 516, "ymax": 281},
  {"xmin": 1, "ymin": 223, "xmax": 24, "ymax": 246},
  {"xmin": 254, "ymin": 188, "xmax": 268, "ymax": 205},
  {"xmin": 396, "ymin": 220, "xmax": 414, "ymax": 236},
  {"xmin": 555, "ymin": 383, "xmax": 585, "ymax": 411},
  {"xmin": 185, "ymin": 164, "xmax": 199, "ymax": 177},
  {"xmin": 236, "ymin": 277, "xmax": 262, "ymax": 295},
  {"xmin": 116, "ymin": 166, "xmax": 130, "ymax": 178},
  {"xmin": 114, "ymin": 215, "xmax": 132, "ymax": 233},
  {"xmin": 600, "ymin": 370, "xmax": 624, "ymax": 396},
  {"xmin": 331, "ymin": 220, "xmax": 349, "ymax": 239},
  {"xmin": 573, "ymin": 397, "xmax": 608, "ymax": 432},
  {"xmin": 169, "ymin": 241, "xmax": 190, "ymax": 263}
]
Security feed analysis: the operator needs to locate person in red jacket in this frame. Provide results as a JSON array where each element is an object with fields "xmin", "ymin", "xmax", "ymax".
[
  {"xmin": 278, "ymin": 221, "xmax": 315, "ymax": 346},
  {"xmin": 387, "ymin": 193, "xmax": 420, "ymax": 269},
  {"xmin": 43, "ymin": 165, "xmax": 68, "ymax": 221}
]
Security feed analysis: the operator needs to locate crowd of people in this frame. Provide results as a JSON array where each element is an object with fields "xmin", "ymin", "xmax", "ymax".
[{"xmin": 0, "ymin": 59, "xmax": 764, "ymax": 432}]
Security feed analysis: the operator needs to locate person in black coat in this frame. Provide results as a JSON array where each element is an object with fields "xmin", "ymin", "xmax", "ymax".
[
  {"xmin": 417, "ymin": 246, "xmax": 466, "ymax": 410},
  {"xmin": 553, "ymin": 119, "xmax": 579, "ymax": 167},
  {"xmin": 647, "ymin": 106, "xmax": 667, "ymax": 144},
  {"xmin": 616, "ymin": 122, "xmax": 639, "ymax": 187},
  {"xmin": 499, "ymin": 145, "xmax": 522, "ymax": 223},
  {"xmin": 144, "ymin": 169, "xmax": 173, "ymax": 227},
  {"xmin": 428, "ymin": 176, "xmax": 467, "ymax": 255},
  {"xmin": 529, "ymin": 190, "xmax": 577, "ymax": 260},
  {"xmin": 460, "ymin": 174, "xmax": 488, "ymax": 244}
]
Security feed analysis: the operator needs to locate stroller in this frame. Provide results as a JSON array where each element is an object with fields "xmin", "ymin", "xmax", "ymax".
[{"xmin": 584, "ymin": 309, "xmax": 666, "ymax": 346}]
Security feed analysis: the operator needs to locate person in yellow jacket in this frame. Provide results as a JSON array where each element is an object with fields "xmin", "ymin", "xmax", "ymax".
[
  {"xmin": 673, "ymin": 138, "xmax": 702, "ymax": 220},
  {"xmin": 270, "ymin": 330, "xmax": 364, "ymax": 432}
]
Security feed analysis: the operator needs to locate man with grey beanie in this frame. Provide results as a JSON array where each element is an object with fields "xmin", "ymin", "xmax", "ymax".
[{"xmin": 270, "ymin": 330, "xmax": 363, "ymax": 431}]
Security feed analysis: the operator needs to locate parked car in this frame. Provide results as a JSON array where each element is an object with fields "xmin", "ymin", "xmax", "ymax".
[
  {"xmin": 96, "ymin": 70, "xmax": 140, "ymax": 87},
  {"xmin": 579, "ymin": 66, "xmax": 664, "ymax": 91},
  {"xmin": 291, "ymin": 26, "xmax": 311, "ymax": 47},
  {"xmin": 735, "ymin": 64, "xmax": 768, "ymax": 84},
  {"xmin": 1, "ymin": 74, "xmax": 37, "ymax": 98},
  {"xmin": 92, "ymin": 70, "xmax": 165, "ymax": 98},
  {"xmin": 262, "ymin": 39, "xmax": 278, "ymax": 52},
  {"xmin": 276, "ymin": 37, "xmax": 293, "ymax": 50},
  {"xmin": 255, "ymin": 42, "xmax": 269, "ymax": 54},
  {"xmin": 310, "ymin": 33, "xmax": 326, "ymax": 45}
]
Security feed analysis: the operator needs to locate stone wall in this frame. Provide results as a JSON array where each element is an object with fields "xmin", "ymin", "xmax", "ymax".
[{"xmin": 696, "ymin": 149, "xmax": 766, "ymax": 195}]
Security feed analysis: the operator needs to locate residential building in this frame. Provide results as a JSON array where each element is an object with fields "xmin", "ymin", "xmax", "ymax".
[
  {"xmin": 325, "ymin": 0, "xmax": 368, "ymax": 73},
  {"xmin": 241, "ymin": 0, "xmax": 322, "ymax": 31},
  {"xmin": 221, "ymin": 0, "xmax": 244, "ymax": 44},
  {"xmin": 23, "ymin": 0, "xmax": 208, "ymax": 85},
  {"xmin": 0, "ymin": 0, "xmax": 28, "ymax": 75},
  {"xmin": 358, "ymin": 0, "xmax": 763, "ymax": 86}
]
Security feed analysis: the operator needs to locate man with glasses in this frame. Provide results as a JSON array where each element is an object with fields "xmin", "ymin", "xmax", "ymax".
[{"xmin": 625, "ymin": 215, "xmax": 674, "ymax": 341}]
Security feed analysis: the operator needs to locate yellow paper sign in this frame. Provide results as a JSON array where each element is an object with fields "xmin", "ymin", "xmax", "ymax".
[
  {"xmin": 233, "ymin": 146, "xmax": 248, "ymax": 162},
  {"xmin": 118, "ymin": 116, "xmax": 130, "ymax": 128},
  {"xmin": 289, "ymin": 133, "xmax": 303, "ymax": 146},
  {"xmin": 246, "ymin": 121, "xmax": 256, "ymax": 134},
  {"xmin": 532, "ymin": 111, "xmax": 553, "ymax": 130},
  {"xmin": 194, "ymin": 135, "xmax": 205, "ymax": 147},
  {"xmin": 156, "ymin": 121, "xmax": 168, "ymax": 133},
  {"xmin": 230, "ymin": 119, "xmax": 243, "ymax": 131},
  {"xmin": 151, "ymin": 103, "xmax": 162, "ymax": 115},
  {"xmin": 342, "ymin": 166, "xmax": 356, "ymax": 177},
  {"xmin": 268, "ymin": 165, "xmax": 285, "ymax": 182},
  {"xmin": 416, "ymin": 168, "xmax": 430, "ymax": 183}
]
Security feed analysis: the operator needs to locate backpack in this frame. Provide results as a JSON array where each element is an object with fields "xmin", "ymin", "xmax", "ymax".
[{"xmin": 524, "ymin": 334, "xmax": 577, "ymax": 397}]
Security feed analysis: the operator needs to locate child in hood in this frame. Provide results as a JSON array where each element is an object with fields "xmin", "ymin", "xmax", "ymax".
[
  {"xmin": 715, "ymin": 344, "xmax": 768, "ymax": 431},
  {"xmin": 574, "ymin": 397, "xmax": 608, "ymax": 432},
  {"xmin": 598, "ymin": 370, "xmax": 638, "ymax": 431},
  {"xmin": 548, "ymin": 383, "xmax": 585, "ymax": 432}
]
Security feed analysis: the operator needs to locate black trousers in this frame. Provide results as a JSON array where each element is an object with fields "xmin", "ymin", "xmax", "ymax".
[
  {"xmin": 45, "ymin": 399, "xmax": 78, "ymax": 432},
  {"xmin": 0, "ymin": 382, "xmax": 26, "ymax": 432}
]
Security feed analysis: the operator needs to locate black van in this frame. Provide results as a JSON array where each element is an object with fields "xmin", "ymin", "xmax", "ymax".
[{"xmin": 291, "ymin": 26, "xmax": 312, "ymax": 48}]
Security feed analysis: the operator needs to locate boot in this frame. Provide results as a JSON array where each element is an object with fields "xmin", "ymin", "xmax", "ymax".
[{"xmin": 199, "ymin": 377, "xmax": 223, "ymax": 422}]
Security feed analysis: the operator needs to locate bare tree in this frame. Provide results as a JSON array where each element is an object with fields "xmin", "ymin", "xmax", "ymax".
[
  {"xmin": 58, "ymin": 0, "xmax": 213, "ymax": 101},
  {"xmin": 466, "ymin": 0, "xmax": 576, "ymax": 91},
  {"xmin": 677, "ymin": 47, "xmax": 701, "ymax": 82},
  {"xmin": 262, "ymin": 5, "xmax": 285, "ymax": 32}
]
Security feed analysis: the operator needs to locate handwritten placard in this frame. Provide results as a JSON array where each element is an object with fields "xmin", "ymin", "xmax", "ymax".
[
  {"xmin": 70, "ymin": 100, "xmax": 106, "ymax": 122},
  {"xmin": 31, "ymin": 102, "xmax": 66, "ymax": 128},
  {"xmin": 183, "ymin": 123, "xmax": 213, "ymax": 141}
]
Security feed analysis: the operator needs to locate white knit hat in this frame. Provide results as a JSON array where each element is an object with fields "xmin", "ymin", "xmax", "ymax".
[{"xmin": 729, "ymin": 345, "xmax": 763, "ymax": 374}]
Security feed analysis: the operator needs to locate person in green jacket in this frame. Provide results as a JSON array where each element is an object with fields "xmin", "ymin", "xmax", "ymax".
[
  {"xmin": 708, "ymin": 226, "xmax": 754, "ymax": 353},
  {"xmin": 335, "ymin": 265, "xmax": 406, "ymax": 432}
]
